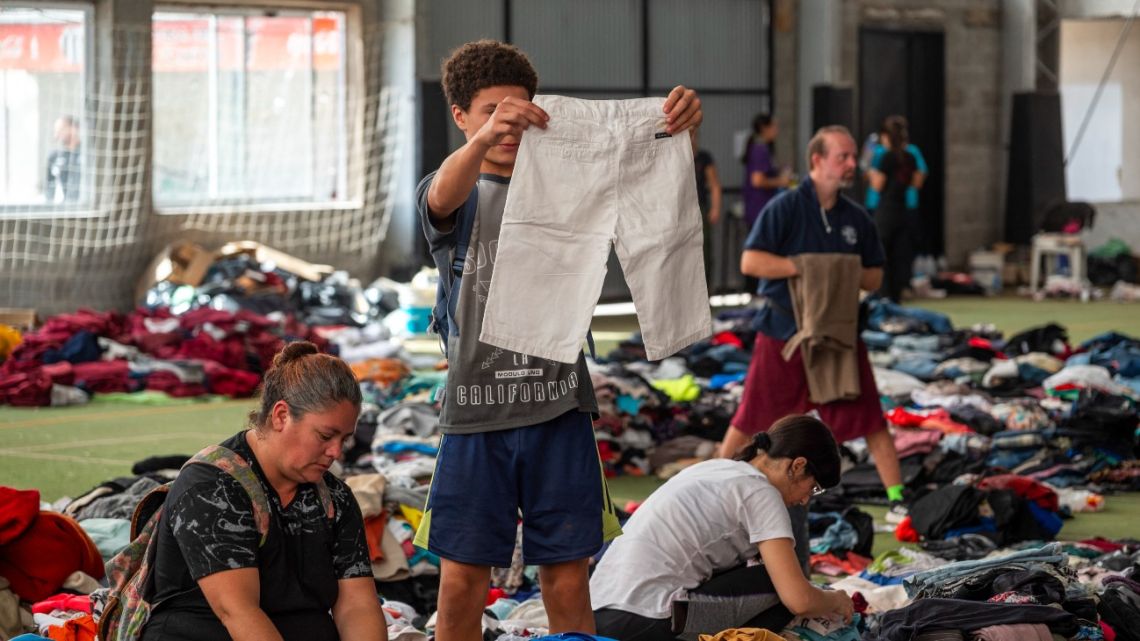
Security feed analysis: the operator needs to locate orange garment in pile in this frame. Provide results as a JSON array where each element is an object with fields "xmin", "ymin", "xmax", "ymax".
[
  {"xmin": 45, "ymin": 613, "xmax": 97, "ymax": 641},
  {"xmin": 351, "ymin": 358, "xmax": 410, "ymax": 385}
]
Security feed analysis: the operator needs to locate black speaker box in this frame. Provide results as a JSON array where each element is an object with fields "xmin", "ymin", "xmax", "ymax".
[
  {"xmin": 1005, "ymin": 92, "xmax": 1066, "ymax": 244},
  {"xmin": 812, "ymin": 84, "xmax": 854, "ymax": 132}
]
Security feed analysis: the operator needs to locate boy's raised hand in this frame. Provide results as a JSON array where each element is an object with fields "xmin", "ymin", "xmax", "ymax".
[
  {"xmin": 663, "ymin": 85, "xmax": 703, "ymax": 137},
  {"xmin": 472, "ymin": 97, "xmax": 550, "ymax": 149}
]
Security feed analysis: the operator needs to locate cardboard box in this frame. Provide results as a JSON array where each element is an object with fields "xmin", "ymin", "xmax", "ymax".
[
  {"xmin": 0, "ymin": 308, "xmax": 36, "ymax": 331},
  {"xmin": 218, "ymin": 241, "xmax": 334, "ymax": 282},
  {"xmin": 135, "ymin": 241, "xmax": 214, "ymax": 303},
  {"xmin": 137, "ymin": 240, "xmax": 335, "ymax": 304}
]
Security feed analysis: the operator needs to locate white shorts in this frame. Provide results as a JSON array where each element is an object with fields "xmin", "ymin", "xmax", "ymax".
[{"xmin": 480, "ymin": 95, "xmax": 712, "ymax": 363}]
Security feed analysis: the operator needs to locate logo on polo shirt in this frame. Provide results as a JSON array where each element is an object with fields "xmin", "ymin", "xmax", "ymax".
[{"xmin": 842, "ymin": 225, "xmax": 858, "ymax": 246}]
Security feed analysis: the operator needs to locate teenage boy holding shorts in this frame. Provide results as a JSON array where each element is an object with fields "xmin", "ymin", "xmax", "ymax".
[{"xmin": 415, "ymin": 39, "xmax": 704, "ymax": 641}]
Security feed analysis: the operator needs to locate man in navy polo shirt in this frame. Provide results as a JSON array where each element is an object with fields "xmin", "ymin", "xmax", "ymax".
[{"xmin": 720, "ymin": 125, "xmax": 907, "ymax": 521}]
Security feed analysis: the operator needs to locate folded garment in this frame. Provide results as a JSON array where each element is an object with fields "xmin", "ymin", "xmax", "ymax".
[
  {"xmin": 0, "ymin": 487, "xmax": 40, "ymax": 545},
  {"xmin": 972, "ymin": 623, "xmax": 1053, "ymax": 641},
  {"xmin": 920, "ymin": 533, "xmax": 998, "ymax": 561},
  {"xmin": 201, "ymin": 361, "xmax": 261, "ymax": 397},
  {"xmin": 893, "ymin": 428, "xmax": 942, "ymax": 458},
  {"xmin": 866, "ymin": 599, "xmax": 1077, "ymax": 641},
  {"xmin": 71, "ymin": 477, "xmax": 160, "ymax": 522},
  {"xmin": 807, "ymin": 512, "xmax": 859, "ymax": 554},
  {"xmin": 76, "ymin": 518, "xmax": 130, "ymax": 561},
  {"xmin": 71, "ymin": 360, "xmax": 132, "ymax": 395},
  {"xmin": 31, "ymin": 594, "xmax": 91, "ymax": 615},
  {"xmin": 809, "ymin": 551, "xmax": 872, "ymax": 577},
  {"xmin": 907, "ymin": 485, "xmax": 983, "ymax": 541},
  {"xmin": 873, "ymin": 367, "xmax": 925, "ymax": 396},
  {"xmin": 0, "ymin": 512, "xmax": 104, "ymax": 602},
  {"xmin": 651, "ymin": 375, "xmax": 702, "ymax": 402},
  {"xmin": 351, "ymin": 358, "xmax": 412, "ymax": 386},
  {"xmin": 976, "ymin": 474, "xmax": 1058, "ymax": 511},
  {"xmin": 345, "ymin": 474, "xmax": 388, "ymax": 519},
  {"xmin": 144, "ymin": 370, "xmax": 208, "ymax": 397},
  {"xmin": 829, "ymin": 576, "xmax": 909, "ymax": 613},
  {"xmin": 903, "ymin": 543, "xmax": 1065, "ymax": 598}
]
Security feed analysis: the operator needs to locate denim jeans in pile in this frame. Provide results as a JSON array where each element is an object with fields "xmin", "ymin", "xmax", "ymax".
[
  {"xmin": 903, "ymin": 543, "xmax": 1066, "ymax": 597},
  {"xmin": 480, "ymin": 95, "xmax": 712, "ymax": 363}
]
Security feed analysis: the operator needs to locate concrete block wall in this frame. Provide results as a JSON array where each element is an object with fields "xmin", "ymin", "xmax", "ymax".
[
  {"xmin": 1081, "ymin": 201, "xmax": 1140, "ymax": 252},
  {"xmin": 839, "ymin": 0, "xmax": 1005, "ymax": 268},
  {"xmin": 773, "ymin": 0, "xmax": 799, "ymax": 169}
]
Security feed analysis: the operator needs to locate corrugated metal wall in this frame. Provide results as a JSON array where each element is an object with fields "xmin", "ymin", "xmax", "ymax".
[{"xmin": 419, "ymin": 0, "xmax": 773, "ymax": 296}]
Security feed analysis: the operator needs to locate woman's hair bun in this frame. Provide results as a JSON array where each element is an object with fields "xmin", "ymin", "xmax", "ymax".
[
  {"xmin": 753, "ymin": 432, "xmax": 772, "ymax": 451},
  {"xmin": 272, "ymin": 341, "xmax": 319, "ymax": 368}
]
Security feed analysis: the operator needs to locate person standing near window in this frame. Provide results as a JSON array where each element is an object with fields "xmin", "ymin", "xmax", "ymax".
[{"xmin": 45, "ymin": 116, "xmax": 82, "ymax": 203}]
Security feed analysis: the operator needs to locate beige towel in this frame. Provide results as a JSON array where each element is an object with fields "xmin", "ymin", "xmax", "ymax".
[
  {"xmin": 782, "ymin": 253, "xmax": 862, "ymax": 403},
  {"xmin": 345, "ymin": 473, "xmax": 388, "ymax": 519}
]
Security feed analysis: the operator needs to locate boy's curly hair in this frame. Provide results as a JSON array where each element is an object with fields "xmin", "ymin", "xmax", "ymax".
[{"xmin": 441, "ymin": 40, "xmax": 538, "ymax": 111}]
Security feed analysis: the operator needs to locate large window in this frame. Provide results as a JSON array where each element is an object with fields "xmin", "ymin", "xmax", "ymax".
[
  {"xmin": 152, "ymin": 9, "xmax": 348, "ymax": 209},
  {"xmin": 0, "ymin": 5, "xmax": 91, "ymax": 210},
  {"xmin": 1060, "ymin": 19, "xmax": 1140, "ymax": 202}
]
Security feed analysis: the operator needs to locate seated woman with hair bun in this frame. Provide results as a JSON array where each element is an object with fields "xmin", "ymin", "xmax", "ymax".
[
  {"xmin": 591, "ymin": 414, "xmax": 853, "ymax": 641},
  {"xmin": 141, "ymin": 341, "xmax": 386, "ymax": 641}
]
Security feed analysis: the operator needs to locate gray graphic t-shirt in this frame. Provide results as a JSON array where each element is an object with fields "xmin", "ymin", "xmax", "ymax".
[{"xmin": 418, "ymin": 172, "xmax": 598, "ymax": 434}]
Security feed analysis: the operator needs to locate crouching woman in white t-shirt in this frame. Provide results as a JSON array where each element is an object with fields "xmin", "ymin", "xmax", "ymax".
[{"xmin": 590, "ymin": 414, "xmax": 853, "ymax": 641}]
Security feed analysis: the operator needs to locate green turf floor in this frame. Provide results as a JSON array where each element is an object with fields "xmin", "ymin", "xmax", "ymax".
[
  {"xmin": 0, "ymin": 399, "xmax": 255, "ymax": 501},
  {"xmin": 1, "ymin": 295, "xmax": 1138, "ymax": 557}
]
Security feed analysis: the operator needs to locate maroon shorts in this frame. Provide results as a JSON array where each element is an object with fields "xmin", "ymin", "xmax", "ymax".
[{"xmin": 730, "ymin": 333, "xmax": 885, "ymax": 443}]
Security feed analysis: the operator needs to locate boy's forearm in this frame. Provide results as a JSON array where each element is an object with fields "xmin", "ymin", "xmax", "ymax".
[{"xmin": 427, "ymin": 139, "xmax": 492, "ymax": 219}]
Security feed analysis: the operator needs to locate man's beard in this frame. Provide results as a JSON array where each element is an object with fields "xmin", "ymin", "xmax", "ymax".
[{"xmin": 838, "ymin": 174, "xmax": 855, "ymax": 189}]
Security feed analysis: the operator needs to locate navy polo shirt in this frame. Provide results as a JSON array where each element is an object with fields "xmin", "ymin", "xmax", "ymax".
[{"xmin": 744, "ymin": 176, "xmax": 886, "ymax": 341}]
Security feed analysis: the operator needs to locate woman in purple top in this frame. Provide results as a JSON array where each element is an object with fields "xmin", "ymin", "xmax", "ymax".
[
  {"xmin": 741, "ymin": 114, "xmax": 790, "ymax": 293},
  {"xmin": 741, "ymin": 114, "xmax": 790, "ymax": 228}
]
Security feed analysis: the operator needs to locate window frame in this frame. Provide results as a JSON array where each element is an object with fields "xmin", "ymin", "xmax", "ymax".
[
  {"xmin": 151, "ymin": 1, "xmax": 363, "ymax": 215},
  {"xmin": 0, "ymin": 0, "xmax": 98, "ymax": 219}
]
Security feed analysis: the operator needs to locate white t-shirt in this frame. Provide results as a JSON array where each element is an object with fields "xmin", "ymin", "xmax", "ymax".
[{"xmin": 589, "ymin": 458, "xmax": 795, "ymax": 619}]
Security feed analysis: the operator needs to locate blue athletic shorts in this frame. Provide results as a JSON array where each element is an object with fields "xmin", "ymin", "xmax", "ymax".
[{"xmin": 413, "ymin": 409, "xmax": 622, "ymax": 566}]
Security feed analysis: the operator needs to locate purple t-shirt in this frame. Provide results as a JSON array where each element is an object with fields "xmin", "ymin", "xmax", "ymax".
[{"xmin": 742, "ymin": 142, "xmax": 777, "ymax": 227}]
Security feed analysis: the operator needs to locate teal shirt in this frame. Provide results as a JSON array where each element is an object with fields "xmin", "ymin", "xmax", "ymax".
[{"xmin": 865, "ymin": 143, "xmax": 928, "ymax": 211}]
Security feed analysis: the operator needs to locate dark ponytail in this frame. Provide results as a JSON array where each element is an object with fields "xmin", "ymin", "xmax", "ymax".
[
  {"xmin": 742, "ymin": 113, "xmax": 775, "ymax": 165},
  {"xmin": 883, "ymin": 115, "xmax": 909, "ymax": 157},
  {"xmin": 733, "ymin": 414, "xmax": 841, "ymax": 488},
  {"xmin": 249, "ymin": 341, "xmax": 362, "ymax": 431}
]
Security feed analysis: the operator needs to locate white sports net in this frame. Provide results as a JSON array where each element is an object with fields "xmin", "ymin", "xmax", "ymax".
[{"xmin": 0, "ymin": 7, "xmax": 401, "ymax": 314}]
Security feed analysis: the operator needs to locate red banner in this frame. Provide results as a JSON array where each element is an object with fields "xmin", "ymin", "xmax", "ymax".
[
  {"xmin": 0, "ymin": 24, "xmax": 83, "ymax": 72},
  {"xmin": 0, "ymin": 16, "xmax": 342, "ymax": 73}
]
